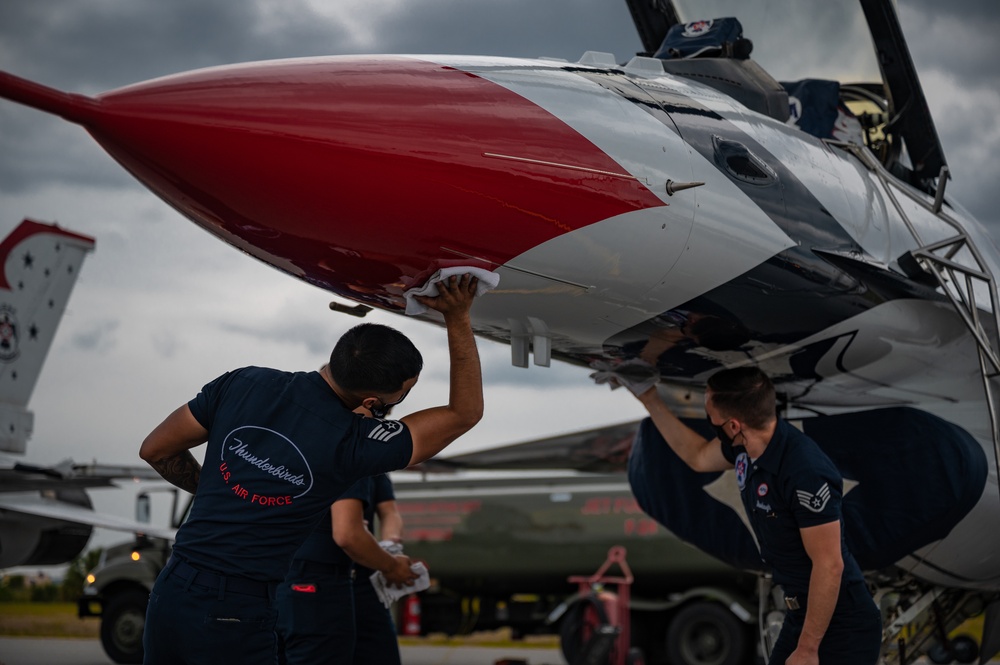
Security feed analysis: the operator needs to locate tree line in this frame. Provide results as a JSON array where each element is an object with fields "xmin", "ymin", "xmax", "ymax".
[{"xmin": 0, "ymin": 548, "xmax": 103, "ymax": 603}]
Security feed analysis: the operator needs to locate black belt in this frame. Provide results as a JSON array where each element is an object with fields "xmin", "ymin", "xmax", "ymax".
[
  {"xmin": 294, "ymin": 559, "xmax": 355, "ymax": 578},
  {"xmin": 166, "ymin": 556, "xmax": 274, "ymax": 598},
  {"xmin": 783, "ymin": 581, "xmax": 870, "ymax": 612}
]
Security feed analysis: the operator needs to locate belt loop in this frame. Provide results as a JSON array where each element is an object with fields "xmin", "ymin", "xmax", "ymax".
[
  {"xmin": 182, "ymin": 566, "xmax": 196, "ymax": 592},
  {"xmin": 163, "ymin": 555, "xmax": 179, "ymax": 579},
  {"xmin": 217, "ymin": 575, "xmax": 226, "ymax": 601}
]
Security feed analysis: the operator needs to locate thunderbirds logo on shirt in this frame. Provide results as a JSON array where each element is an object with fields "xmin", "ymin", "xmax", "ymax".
[
  {"xmin": 735, "ymin": 452, "xmax": 748, "ymax": 491},
  {"xmin": 796, "ymin": 482, "xmax": 831, "ymax": 513},
  {"xmin": 218, "ymin": 425, "xmax": 315, "ymax": 504}
]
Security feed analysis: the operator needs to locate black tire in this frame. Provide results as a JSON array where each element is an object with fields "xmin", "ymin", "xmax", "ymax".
[
  {"xmin": 952, "ymin": 635, "xmax": 980, "ymax": 664},
  {"xmin": 665, "ymin": 601, "xmax": 747, "ymax": 665},
  {"xmin": 100, "ymin": 589, "xmax": 149, "ymax": 664},
  {"xmin": 560, "ymin": 596, "xmax": 612, "ymax": 665},
  {"xmin": 626, "ymin": 646, "xmax": 647, "ymax": 665}
]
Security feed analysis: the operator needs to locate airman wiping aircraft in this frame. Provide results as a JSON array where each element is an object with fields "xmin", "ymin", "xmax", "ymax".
[
  {"xmin": 0, "ymin": 0, "xmax": 997, "ymax": 661},
  {"xmin": 0, "ymin": 219, "xmax": 175, "ymax": 570}
]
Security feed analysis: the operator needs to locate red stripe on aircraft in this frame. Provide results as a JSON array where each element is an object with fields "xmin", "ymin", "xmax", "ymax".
[
  {"xmin": 0, "ymin": 219, "xmax": 95, "ymax": 291},
  {"xmin": 83, "ymin": 56, "xmax": 662, "ymax": 302}
]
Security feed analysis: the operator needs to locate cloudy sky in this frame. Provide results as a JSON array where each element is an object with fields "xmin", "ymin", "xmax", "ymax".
[{"xmin": 0, "ymin": 0, "xmax": 998, "ymax": 551}]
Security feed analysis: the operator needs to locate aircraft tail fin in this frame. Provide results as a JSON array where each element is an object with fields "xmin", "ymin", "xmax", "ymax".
[{"xmin": 0, "ymin": 219, "xmax": 95, "ymax": 454}]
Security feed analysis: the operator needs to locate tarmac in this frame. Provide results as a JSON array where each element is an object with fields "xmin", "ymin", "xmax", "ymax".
[{"xmin": 0, "ymin": 637, "xmax": 568, "ymax": 665}]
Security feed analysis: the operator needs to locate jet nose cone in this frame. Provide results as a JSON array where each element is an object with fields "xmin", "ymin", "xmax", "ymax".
[{"xmin": 83, "ymin": 55, "xmax": 658, "ymax": 306}]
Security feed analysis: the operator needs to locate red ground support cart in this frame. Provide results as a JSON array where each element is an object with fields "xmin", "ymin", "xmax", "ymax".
[{"xmin": 560, "ymin": 546, "xmax": 645, "ymax": 665}]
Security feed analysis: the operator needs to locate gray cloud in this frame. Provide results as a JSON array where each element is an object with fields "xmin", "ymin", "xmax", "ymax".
[{"xmin": 70, "ymin": 319, "xmax": 119, "ymax": 353}]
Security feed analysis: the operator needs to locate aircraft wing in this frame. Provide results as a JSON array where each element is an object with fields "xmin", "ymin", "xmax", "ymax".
[
  {"xmin": 0, "ymin": 492, "xmax": 177, "ymax": 540},
  {"xmin": 422, "ymin": 420, "xmax": 643, "ymax": 473},
  {"xmin": 0, "ymin": 460, "xmax": 164, "ymax": 493}
]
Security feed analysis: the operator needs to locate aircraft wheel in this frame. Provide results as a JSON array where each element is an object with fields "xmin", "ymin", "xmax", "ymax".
[
  {"xmin": 952, "ymin": 634, "xmax": 979, "ymax": 664},
  {"xmin": 666, "ymin": 601, "xmax": 746, "ymax": 665},
  {"xmin": 100, "ymin": 589, "xmax": 148, "ymax": 664},
  {"xmin": 559, "ymin": 595, "xmax": 617, "ymax": 664}
]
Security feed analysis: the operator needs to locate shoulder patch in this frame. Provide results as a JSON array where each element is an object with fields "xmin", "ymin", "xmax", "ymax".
[
  {"xmin": 796, "ymin": 482, "xmax": 831, "ymax": 513},
  {"xmin": 368, "ymin": 420, "xmax": 405, "ymax": 442}
]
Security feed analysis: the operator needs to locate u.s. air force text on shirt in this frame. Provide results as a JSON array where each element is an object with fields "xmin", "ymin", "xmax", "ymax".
[{"xmin": 173, "ymin": 366, "xmax": 414, "ymax": 582}]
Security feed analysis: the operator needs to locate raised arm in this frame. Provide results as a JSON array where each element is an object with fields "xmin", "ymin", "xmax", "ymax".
[
  {"xmin": 138, "ymin": 404, "xmax": 208, "ymax": 494},
  {"xmin": 635, "ymin": 388, "xmax": 731, "ymax": 473},
  {"xmin": 402, "ymin": 274, "xmax": 484, "ymax": 466}
]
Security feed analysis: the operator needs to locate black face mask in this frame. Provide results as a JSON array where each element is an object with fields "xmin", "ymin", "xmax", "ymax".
[
  {"xmin": 707, "ymin": 413, "xmax": 737, "ymax": 446},
  {"xmin": 370, "ymin": 388, "xmax": 411, "ymax": 419}
]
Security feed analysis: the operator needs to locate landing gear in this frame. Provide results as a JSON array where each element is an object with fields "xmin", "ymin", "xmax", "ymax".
[
  {"xmin": 100, "ymin": 589, "xmax": 148, "ymax": 664},
  {"xmin": 927, "ymin": 634, "xmax": 979, "ymax": 665},
  {"xmin": 665, "ymin": 601, "xmax": 747, "ymax": 665}
]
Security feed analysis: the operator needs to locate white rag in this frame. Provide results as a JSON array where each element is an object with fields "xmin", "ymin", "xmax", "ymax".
[
  {"xmin": 403, "ymin": 267, "xmax": 500, "ymax": 316},
  {"xmin": 589, "ymin": 358, "xmax": 660, "ymax": 397},
  {"xmin": 370, "ymin": 561, "xmax": 431, "ymax": 609},
  {"xmin": 379, "ymin": 540, "xmax": 404, "ymax": 555}
]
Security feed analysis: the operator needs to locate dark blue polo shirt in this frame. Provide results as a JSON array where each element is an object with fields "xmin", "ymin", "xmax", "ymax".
[
  {"xmin": 291, "ymin": 477, "xmax": 373, "ymax": 567},
  {"xmin": 173, "ymin": 366, "xmax": 413, "ymax": 582},
  {"xmin": 721, "ymin": 419, "xmax": 863, "ymax": 595}
]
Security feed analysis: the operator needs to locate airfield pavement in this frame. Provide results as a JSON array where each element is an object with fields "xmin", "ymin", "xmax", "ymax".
[
  {"xmin": 4, "ymin": 636, "xmax": 998, "ymax": 664},
  {"xmin": 0, "ymin": 637, "xmax": 568, "ymax": 665}
]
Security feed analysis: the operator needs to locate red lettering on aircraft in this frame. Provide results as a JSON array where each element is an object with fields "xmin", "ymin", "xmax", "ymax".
[
  {"xmin": 402, "ymin": 527, "xmax": 455, "ymax": 542},
  {"xmin": 583, "ymin": 495, "xmax": 644, "ymax": 515},
  {"xmin": 624, "ymin": 517, "xmax": 659, "ymax": 536},
  {"xmin": 398, "ymin": 500, "xmax": 481, "ymax": 515}
]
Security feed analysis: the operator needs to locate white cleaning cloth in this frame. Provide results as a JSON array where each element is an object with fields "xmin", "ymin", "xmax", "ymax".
[
  {"xmin": 403, "ymin": 267, "xmax": 500, "ymax": 316},
  {"xmin": 379, "ymin": 540, "xmax": 404, "ymax": 555},
  {"xmin": 589, "ymin": 358, "xmax": 660, "ymax": 397},
  {"xmin": 370, "ymin": 561, "xmax": 431, "ymax": 608}
]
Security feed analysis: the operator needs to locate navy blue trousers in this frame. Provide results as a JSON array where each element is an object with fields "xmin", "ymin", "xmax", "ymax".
[
  {"xmin": 352, "ymin": 571, "xmax": 401, "ymax": 665},
  {"xmin": 143, "ymin": 558, "xmax": 278, "ymax": 665},
  {"xmin": 768, "ymin": 582, "xmax": 882, "ymax": 665},
  {"xmin": 275, "ymin": 562, "xmax": 355, "ymax": 665}
]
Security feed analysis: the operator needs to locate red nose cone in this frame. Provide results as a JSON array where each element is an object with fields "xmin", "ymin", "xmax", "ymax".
[{"xmin": 84, "ymin": 56, "xmax": 661, "ymax": 305}]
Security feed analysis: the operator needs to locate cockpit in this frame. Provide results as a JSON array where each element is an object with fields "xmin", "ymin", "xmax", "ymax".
[{"xmin": 628, "ymin": 0, "xmax": 946, "ymax": 195}]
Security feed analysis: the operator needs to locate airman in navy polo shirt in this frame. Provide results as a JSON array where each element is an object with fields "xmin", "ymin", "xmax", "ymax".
[
  {"xmin": 352, "ymin": 474, "xmax": 407, "ymax": 665},
  {"xmin": 276, "ymin": 474, "xmax": 412, "ymax": 665},
  {"xmin": 138, "ymin": 275, "xmax": 483, "ymax": 665},
  {"xmin": 632, "ymin": 367, "xmax": 881, "ymax": 665}
]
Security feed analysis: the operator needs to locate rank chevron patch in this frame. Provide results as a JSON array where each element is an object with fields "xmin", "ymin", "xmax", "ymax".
[{"xmin": 796, "ymin": 482, "xmax": 831, "ymax": 513}]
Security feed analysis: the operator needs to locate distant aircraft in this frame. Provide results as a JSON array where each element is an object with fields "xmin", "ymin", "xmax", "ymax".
[
  {"xmin": 0, "ymin": 219, "xmax": 174, "ymax": 570},
  {"xmin": 0, "ymin": 0, "xmax": 997, "ymax": 661}
]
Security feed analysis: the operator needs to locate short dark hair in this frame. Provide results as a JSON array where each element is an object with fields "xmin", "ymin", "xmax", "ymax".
[
  {"xmin": 707, "ymin": 367, "xmax": 775, "ymax": 429},
  {"xmin": 329, "ymin": 323, "xmax": 423, "ymax": 394}
]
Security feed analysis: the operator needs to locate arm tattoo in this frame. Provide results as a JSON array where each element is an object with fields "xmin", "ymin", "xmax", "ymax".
[{"xmin": 149, "ymin": 450, "xmax": 202, "ymax": 494}]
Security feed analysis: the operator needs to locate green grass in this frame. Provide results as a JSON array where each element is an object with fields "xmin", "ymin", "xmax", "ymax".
[{"xmin": 0, "ymin": 602, "xmax": 99, "ymax": 638}]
